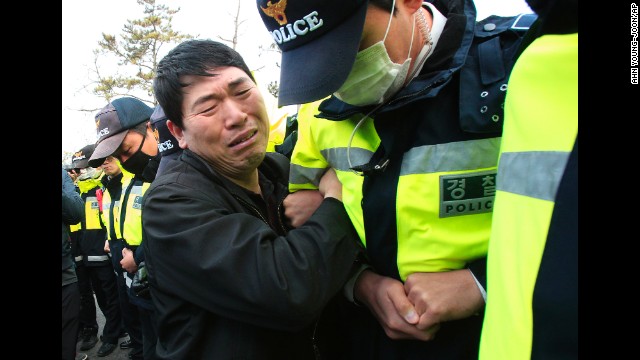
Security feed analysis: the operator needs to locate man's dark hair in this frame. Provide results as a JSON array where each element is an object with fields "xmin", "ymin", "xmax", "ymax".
[{"xmin": 153, "ymin": 39, "xmax": 256, "ymax": 128}]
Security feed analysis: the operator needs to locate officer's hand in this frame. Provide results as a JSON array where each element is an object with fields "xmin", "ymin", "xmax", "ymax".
[
  {"xmin": 404, "ymin": 269, "xmax": 485, "ymax": 331},
  {"xmin": 283, "ymin": 190, "xmax": 323, "ymax": 228},
  {"xmin": 120, "ymin": 248, "xmax": 138, "ymax": 274},
  {"xmin": 104, "ymin": 240, "xmax": 110, "ymax": 253},
  {"xmin": 354, "ymin": 270, "xmax": 439, "ymax": 341}
]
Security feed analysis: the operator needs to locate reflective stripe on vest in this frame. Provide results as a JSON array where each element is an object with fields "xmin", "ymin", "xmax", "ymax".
[
  {"xmin": 497, "ymin": 151, "xmax": 569, "ymax": 201},
  {"xmin": 86, "ymin": 255, "xmax": 110, "ymax": 262},
  {"xmin": 402, "ymin": 138, "xmax": 500, "ymax": 174},
  {"xmin": 292, "ymin": 137, "xmax": 500, "ymax": 181}
]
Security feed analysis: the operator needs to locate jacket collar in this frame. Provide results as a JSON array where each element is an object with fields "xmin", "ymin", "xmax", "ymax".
[{"xmin": 179, "ymin": 149, "xmax": 289, "ymax": 198}]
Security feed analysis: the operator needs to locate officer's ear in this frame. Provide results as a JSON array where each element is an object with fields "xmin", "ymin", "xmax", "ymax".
[
  {"xmin": 398, "ymin": 0, "xmax": 424, "ymax": 15},
  {"xmin": 166, "ymin": 120, "xmax": 188, "ymax": 150}
]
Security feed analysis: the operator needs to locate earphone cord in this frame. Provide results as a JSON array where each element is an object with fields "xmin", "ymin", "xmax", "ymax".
[{"xmin": 347, "ymin": 7, "xmax": 433, "ymax": 175}]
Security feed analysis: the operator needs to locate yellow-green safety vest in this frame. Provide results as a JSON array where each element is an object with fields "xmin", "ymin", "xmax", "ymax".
[
  {"xmin": 479, "ymin": 33, "xmax": 578, "ymax": 360},
  {"xmin": 291, "ymin": 99, "xmax": 498, "ymax": 280},
  {"xmin": 101, "ymin": 171, "xmax": 149, "ymax": 246}
]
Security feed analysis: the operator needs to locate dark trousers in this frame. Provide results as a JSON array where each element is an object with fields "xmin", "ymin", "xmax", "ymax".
[
  {"xmin": 111, "ymin": 240, "xmax": 144, "ymax": 359},
  {"xmin": 76, "ymin": 263, "xmax": 98, "ymax": 332},
  {"xmin": 138, "ymin": 305, "xmax": 159, "ymax": 360},
  {"xmin": 336, "ymin": 299, "xmax": 484, "ymax": 360},
  {"xmin": 62, "ymin": 282, "xmax": 80, "ymax": 360},
  {"xmin": 89, "ymin": 263, "xmax": 123, "ymax": 344},
  {"xmin": 116, "ymin": 269, "xmax": 144, "ymax": 359},
  {"xmin": 77, "ymin": 261, "xmax": 123, "ymax": 344}
]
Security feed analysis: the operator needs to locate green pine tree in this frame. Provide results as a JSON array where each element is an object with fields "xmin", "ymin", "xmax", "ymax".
[{"xmin": 92, "ymin": 0, "xmax": 193, "ymax": 105}]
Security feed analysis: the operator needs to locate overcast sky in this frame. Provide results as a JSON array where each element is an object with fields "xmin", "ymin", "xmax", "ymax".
[{"xmin": 62, "ymin": 0, "xmax": 532, "ymax": 158}]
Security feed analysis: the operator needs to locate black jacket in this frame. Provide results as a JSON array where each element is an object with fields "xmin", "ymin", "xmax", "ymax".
[{"xmin": 142, "ymin": 149, "xmax": 363, "ymax": 359}]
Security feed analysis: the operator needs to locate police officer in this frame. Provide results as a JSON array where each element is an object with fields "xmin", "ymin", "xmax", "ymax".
[
  {"xmin": 88, "ymin": 97, "xmax": 159, "ymax": 360},
  {"xmin": 479, "ymin": 0, "xmax": 578, "ymax": 358},
  {"xmin": 99, "ymin": 156, "xmax": 134, "ymax": 351},
  {"xmin": 149, "ymin": 104, "xmax": 182, "ymax": 177},
  {"xmin": 257, "ymin": 0, "xmax": 535, "ymax": 359},
  {"xmin": 70, "ymin": 144, "xmax": 123, "ymax": 356}
]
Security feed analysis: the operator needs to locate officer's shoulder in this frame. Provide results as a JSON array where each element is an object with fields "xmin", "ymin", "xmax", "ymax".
[{"xmin": 474, "ymin": 13, "xmax": 538, "ymax": 37}]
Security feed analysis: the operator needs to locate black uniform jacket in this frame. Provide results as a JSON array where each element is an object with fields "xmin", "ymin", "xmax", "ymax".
[{"xmin": 142, "ymin": 149, "xmax": 363, "ymax": 359}]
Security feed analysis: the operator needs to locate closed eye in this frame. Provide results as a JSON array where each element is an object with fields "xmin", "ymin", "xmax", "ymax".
[
  {"xmin": 235, "ymin": 87, "xmax": 254, "ymax": 97},
  {"xmin": 197, "ymin": 105, "xmax": 217, "ymax": 116}
]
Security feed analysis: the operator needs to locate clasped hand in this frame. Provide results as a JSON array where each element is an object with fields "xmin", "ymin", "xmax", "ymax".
[
  {"xmin": 282, "ymin": 170, "xmax": 484, "ymax": 341},
  {"xmin": 354, "ymin": 269, "xmax": 485, "ymax": 341},
  {"xmin": 120, "ymin": 247, "xmax": 138, "ymax": 274}
]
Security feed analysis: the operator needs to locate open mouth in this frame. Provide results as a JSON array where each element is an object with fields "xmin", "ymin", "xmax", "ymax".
[{"xmin": 229, "ymin": 130, "xmax": 257, "ymax": 147}]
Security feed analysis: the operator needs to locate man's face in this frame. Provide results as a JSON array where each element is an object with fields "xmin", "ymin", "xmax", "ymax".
[
  {"xmin": 101, "ymin": 156, "xmax": 122, "ymax": 177},
  {"xmin": 112, "ymin": 124, "xmax": 158, "ymax": 164},
  {"xmin": 174, "ymin": 66, "xmax": 270, "ymax": 182}
]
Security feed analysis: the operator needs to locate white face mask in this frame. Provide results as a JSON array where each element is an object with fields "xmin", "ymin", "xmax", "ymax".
[
  {"xmin": 334, "ymin": 0, "xmax": 415, "ymax": 106},
  {"xmin": 78, "ymin": 167, "xmax": 103, "ymax": 181}
]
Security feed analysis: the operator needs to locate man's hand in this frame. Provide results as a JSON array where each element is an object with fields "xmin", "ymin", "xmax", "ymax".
[
  {"xmin": 283, "ymin": 190, "xmax": 323, "ymax": 228},
  {"xmin": 354, "ymin": 270, "xmax": 440, "ymax": 341},
  {"xmin": 404, "ymin": 269, "xmax": 485, "ymax": 331},
  {"xmin": 120, "ymin": 248, "xmax": 138, "ymax": 274},
  {"xmin": 104, "ymin": 239, "xmax": 110, "ymax": 253},
  {"xmin": 283, "ymin": 168, "xmax": 342, "ymax": 228},
  {"xmin": 68, "ymin": 169, "xmax": 79, "ymax": 183}
]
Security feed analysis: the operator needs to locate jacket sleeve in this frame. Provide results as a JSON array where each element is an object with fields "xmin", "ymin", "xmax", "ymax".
[
  {"xmin": 289, "ymin": 100, "xmax": 329, "ymax": 192},
  {"xmin": 62, "ymin": 167, "xmax": 84, "ymax": 226},
  {"xmin": 142, "ymin": 181, "xmax": 363, "ymax": 331},
  {"xmin": 467, "ymin": 256, "xmax": 487, "ymax": 301},
  {"xmin": 133, "ymin": 243, "xmax": 144, "ymax": 265}
]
